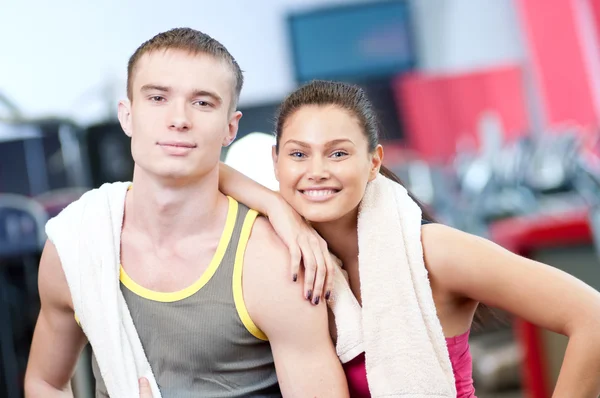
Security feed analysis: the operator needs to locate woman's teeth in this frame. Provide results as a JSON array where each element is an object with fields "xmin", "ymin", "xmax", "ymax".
[{"xmin": 303, "ymin": 190, "xmax": 336, "ymax": 197}]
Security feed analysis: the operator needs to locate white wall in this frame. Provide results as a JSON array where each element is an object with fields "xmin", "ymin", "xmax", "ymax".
[
  {"xmin": 0, "ymin": 0, "xmax": 523, "ymax": 124},
  {"xmin": 410, "ymin": 0, "xmax": 524, "ymax": 73}
]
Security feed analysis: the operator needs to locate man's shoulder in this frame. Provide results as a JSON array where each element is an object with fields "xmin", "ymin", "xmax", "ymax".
[
  {"xmin": 47, "ymin": 182, "xmax": 130, "ymax": 231},
  {"xmin": 242, "ymin": 214, "xmax": 290, "ymax": 293},
  {"xmin": 240, "ymin": 214, "xmax": 330, "ymax": 345},
  {"xmin": 50, "ymin": 182, "xmax": 130, "ymax": 219},
  {"xmin": 245, "ymin": 214, "xmax": 288, "ymax": 260}
]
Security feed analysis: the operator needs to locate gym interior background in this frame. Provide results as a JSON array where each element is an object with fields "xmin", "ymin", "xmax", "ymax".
[{"xmin": 2, "ymin": 0, "xmax": 600, "ymax": 397}]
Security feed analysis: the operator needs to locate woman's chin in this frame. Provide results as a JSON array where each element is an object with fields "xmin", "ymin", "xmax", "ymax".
[{"xmin": 299, "ymin": 208, "xmax": 344, "ymax": 224}]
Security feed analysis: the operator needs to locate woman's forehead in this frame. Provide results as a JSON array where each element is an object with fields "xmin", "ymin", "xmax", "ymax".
[{"xmin": 282, "ymin": 106, "xmax": 366, "ymax": 144}]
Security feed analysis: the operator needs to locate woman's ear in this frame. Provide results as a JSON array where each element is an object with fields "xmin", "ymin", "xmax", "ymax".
[{"xmin": 369, "ymin": 145, "xmax": 384, "ymax": 181}]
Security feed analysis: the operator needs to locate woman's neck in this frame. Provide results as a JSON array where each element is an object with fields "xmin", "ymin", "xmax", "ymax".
[{"xmin": 312, "ymin": 208, "xmax": 359, "ymax": 266}]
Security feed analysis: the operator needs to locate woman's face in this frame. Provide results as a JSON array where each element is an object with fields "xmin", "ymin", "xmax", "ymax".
[{"xmin": 273, "ymin": 105, "xmax": 382, "ymax": 224}]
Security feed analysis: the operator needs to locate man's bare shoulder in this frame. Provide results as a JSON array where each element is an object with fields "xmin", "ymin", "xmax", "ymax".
[
  {"xmin": 39, "ymin": 239, "xmax": 74, "ymax": 312},
  {"xmin": 242, "ymin": 214, "xmax": 324, "ymax": 338},
  {"xmin": 247, "ymin": 215, "xmax": 285, "ymax": 246},
  {"xmin": 245, "ymin": 215, "xmax": 289, "ymax": 268},
  {"xmin": 242, "ymin": 214, "xmax": 304, "ymax": 306}
]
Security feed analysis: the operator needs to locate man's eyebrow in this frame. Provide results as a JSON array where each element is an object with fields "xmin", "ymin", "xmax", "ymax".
[
  {"xmin": 140, "ymin": 84, "xmax": 170, "ymax": 93},
  {"xmin": 191, "ymin": 89, "xmax": 222, "ymax": 105},
  {"xmin": 139, "ymin": 85, "xmax": 223, "ymax": 105}
]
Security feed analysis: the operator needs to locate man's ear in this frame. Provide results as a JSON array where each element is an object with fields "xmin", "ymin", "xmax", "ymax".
[
  {"xmin": 224, "ymin": 111, "xmax": 242, "ymax": 147},
  {"xmin": 118, "ymin": 99, "xmax": 133, "ymax": 138}
]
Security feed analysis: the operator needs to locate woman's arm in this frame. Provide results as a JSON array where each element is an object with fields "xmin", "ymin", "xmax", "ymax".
[
  {"xmin": 422, "ymin": 224, "xmax": 600, "ymax": 398},
  {"xmin": 219, "ymin": 162, "xmax": 335, "ymax": 303},
  {"xmin": 218, "ymin": 161, "xmax": 279, "ymax": 216}
]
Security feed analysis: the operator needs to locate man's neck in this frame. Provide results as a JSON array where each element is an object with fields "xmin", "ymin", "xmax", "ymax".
[{"xmin": 125, "ymin": 167, "xmax": 225, "ymax": 246}]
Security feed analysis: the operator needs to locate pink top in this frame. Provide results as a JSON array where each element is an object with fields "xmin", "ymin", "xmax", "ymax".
[{"xmin": 343, "ymin": 329, "xmax": 476, "ymax": 398}]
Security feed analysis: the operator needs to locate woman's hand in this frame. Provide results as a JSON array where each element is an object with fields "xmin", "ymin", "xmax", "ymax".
[
  {"xmin": 266, "ymin": 195, "xmax": 335, "ymax": 305},
  {"xmin": 139, "ymin": 378, "xmax": 153, "ymax": 398}
]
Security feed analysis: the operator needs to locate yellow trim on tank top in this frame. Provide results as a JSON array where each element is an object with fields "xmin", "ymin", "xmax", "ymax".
[
  {"xmin": 233, "ymin": 209, "xmax": 269, "ymax": 341},
  {"xmin": 119, "ymin": 196, "xmax": 238, "ymax": 303}
]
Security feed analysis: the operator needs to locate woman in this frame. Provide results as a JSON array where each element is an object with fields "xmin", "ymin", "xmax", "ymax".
[{"xmin": 218, "ymin": 80, "xmax": 600, "ymax": 397}]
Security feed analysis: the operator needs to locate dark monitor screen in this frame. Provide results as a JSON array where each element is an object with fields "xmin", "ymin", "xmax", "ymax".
[
  {"xmin": 0, "ymin": 138, "xmax": 32, "ymax": 196},
  {"xmin": 0, "ymin": 121, "xmax": 73, "ymax": 196},
  {"xmin": 288, "ymin": 0, "xmax": 416, "ymax": 83},
  {"xmin": 0, "ymin": 124, "xmax": 45, "ymax": 196},
  {"xmin": 84, "ymin": 121, "xmax": 134, "ymax": 187}
]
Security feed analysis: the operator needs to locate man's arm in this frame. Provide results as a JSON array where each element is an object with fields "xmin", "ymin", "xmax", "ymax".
[
  {"xmin": 243, "ymin": 217, "xmax": 349, "ymax": 397},
  {"xmin": 24, "ymin": 240, "xmax": 88, "ymax": 397}
]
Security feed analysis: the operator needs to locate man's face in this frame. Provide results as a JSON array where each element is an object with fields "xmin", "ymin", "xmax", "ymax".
[{"xmin": 119, "ymin": 49, "xmax": 241, "ymax": 182}]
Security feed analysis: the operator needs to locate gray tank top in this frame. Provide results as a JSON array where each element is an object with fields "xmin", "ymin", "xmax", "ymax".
[{"xmin": 91, "ymin": 197, "xmax": 281, "ymax": 397}]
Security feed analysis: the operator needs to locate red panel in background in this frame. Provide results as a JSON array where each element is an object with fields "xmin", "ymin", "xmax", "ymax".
[
  {"xmin": 481, "ymin": 67, "xmax": 531, "ymax": 142},
  {"xmin": 394, "ymin": 66, "xmax": 528, "ymax": 163},
  {"xmin": 592, "ymin": 0, "xmax": 600, "ymax": 46},
  {"xmin": 394, "ymin": 74, "xmax": 456, "ymax": 163},
  {"xmin": 517, "ymin": 0, "xmax": 599, "ymax": 129},
  {"xmin": 446, "ymin": 66, "xmax": 530, "ymax": 145}
]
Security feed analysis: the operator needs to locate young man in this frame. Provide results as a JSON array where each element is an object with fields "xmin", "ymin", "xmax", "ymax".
[{"xmin": 24, "ymin": 28, "xmax": 348, "ymax": 397}]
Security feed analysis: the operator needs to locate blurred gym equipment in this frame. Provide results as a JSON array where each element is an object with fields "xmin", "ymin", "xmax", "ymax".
[
  {"xmin": 83, "ymin": 121, "xmax": 134, "ymax": 188},
  {"xmin": 0, "ymin": 194, "xmax": 48, "ymax": 398},
  {"xmin": 0, "ymin": 118, "xmax": 90, "ymax": 196},
  {"xmin": 392, "ymin": 123, "xmax": 600, "ymax": 397}
]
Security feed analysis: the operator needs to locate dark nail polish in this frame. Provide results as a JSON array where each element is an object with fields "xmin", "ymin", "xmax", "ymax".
[
  {"xmin": 307, "ymin": 290, "xmax": 313, "ymax": 301},
  {"xmin": 325, "ymin": 291, "xmax": 331, "ymax": 300},
  {"xmin": 313, "ymin": 296, "xmax": 320, "ymax": 305},
  {"xmin": 292, "ymin": 274, "xmax": 298, "ymax": 282}
]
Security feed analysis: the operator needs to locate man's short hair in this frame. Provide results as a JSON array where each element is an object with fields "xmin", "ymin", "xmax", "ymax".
[{"xmin": 127, "ymin": 27, "xmax": 244, "ymax": 108}]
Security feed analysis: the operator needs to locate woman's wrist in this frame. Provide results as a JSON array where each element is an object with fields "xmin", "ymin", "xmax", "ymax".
[{"xmin": 264, "ymin": 191, "xmax": 288, "ymax": 218}]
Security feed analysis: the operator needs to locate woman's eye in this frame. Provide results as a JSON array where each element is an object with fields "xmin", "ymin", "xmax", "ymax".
[
  {"xmin": 290, "ymin": 151, "xmax": 305, "ymax": 158},
  {"xmin": 331, "ymin": 151, "xmax": 348, "ymax": 158}
]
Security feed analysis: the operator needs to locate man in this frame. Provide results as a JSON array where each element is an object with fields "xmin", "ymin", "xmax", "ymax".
[{"xmin": 24, "ymin": 28, "xmax": 348, "ymax": 397}]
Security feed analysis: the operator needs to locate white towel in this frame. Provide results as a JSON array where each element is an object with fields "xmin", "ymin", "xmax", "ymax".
[
  {"xmin": 329, "ymin": 265, "xmax": 365, "ymax": 363},
  {"xmin": 45, "ymin": 182, "xmax": 162, "ymax": 398},
  {"xmin": 329, "ymin": 174, "xmax": 456, "ymax": 397}
]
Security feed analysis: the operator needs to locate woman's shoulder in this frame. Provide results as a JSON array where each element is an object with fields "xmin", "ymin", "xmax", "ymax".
[
  {"xmin": 420, "ymin": 222, "xmax": 494, "ymax": 291},
  {"xmin": 419, "ymin": 222, "xmax": 471, "ymax": 283}
]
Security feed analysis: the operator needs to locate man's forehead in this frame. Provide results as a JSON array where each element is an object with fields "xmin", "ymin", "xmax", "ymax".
[{"xmin": 133, "ymin": 49, "xmax": 235, "ymax": 94}]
